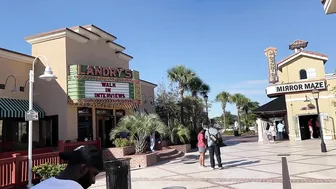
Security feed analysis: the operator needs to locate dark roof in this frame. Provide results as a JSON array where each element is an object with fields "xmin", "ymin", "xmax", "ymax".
[{"xmin": 253, "ymin": 95, "xmax": 286, "ymax": 114}]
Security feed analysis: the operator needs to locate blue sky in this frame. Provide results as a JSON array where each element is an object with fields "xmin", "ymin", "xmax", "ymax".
[{"xmin": 1, "ymin": 0, "xmax": 336, "ymax": 117}]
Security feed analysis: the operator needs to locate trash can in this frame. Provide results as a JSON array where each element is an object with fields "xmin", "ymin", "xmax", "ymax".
[
  {"xmin": 105, "ymin": 158, "xmax": 132, "ymax": 189},
  {"xmin": 234, "ymin": 130, "xmax": 239, "ymax": 136}
]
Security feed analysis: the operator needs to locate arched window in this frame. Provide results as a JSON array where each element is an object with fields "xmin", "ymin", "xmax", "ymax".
[
  {"xmin": 307, "ymin": 68, "xmax": 316, "ymax": 79},
  {"xmin": 299, "ymin": 69, "xmax": 307, "ymax": 80}
]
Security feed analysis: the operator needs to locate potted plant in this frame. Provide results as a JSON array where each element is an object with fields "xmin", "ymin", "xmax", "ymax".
[
  {"xmin": 110, "ymin": 113, "xmax": 167, "ymax": 154},
  {"xmin": 165, "ymin": 119, "xmax": 191, "ymax": 153}
]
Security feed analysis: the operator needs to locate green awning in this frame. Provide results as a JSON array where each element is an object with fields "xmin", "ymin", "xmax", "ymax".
[{"xmin": 0, "ymin": 98, "xmax": 45, "ymax": 118}]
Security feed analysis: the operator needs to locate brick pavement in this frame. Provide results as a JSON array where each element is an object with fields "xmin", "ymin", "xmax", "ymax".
[{"xmin": 90, "ymin": 137, "xmax": 336, "ymax": 189}]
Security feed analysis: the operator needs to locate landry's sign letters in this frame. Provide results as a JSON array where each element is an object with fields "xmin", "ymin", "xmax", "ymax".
[
  {"xmin": 266, "ymin": 80, "xmax": 326, "ymax": 96},
  {"xmin": 78, "ymin": 65, "xmax": 133, "ymax": 79}
]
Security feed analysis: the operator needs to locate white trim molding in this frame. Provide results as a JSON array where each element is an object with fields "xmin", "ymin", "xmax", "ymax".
[
  {"xmin": 71, "ymin": 27, "xmax": 100, "ymax": 40},
  {"xmin": 0, "ymin": 48, "xmax": 35, "ymax": 64},
  {"xmin": 116, "ymin": 51, "xmax": 133, "ymax": 62},
  {"xmin": 323, "ymin": 0, "xmax": 336, "ymax": 14},
  {"xmin": 278, "ymin": 52, "xmax": 328, "ymax": 69},
  {"xmin": 25, "ymin": 29, "xmax": 89, "ymax": 45},
  {"xmin": 107, "ymin": 41, "xmax": 125, "ymax": 51},
  {"xmin": 83, "ymin": 25, "xmax": 117, "ymax": 42}
]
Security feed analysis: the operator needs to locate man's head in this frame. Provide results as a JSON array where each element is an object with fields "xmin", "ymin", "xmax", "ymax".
[{"xmin": 59, "ymin": 145, "xmax": 104, "ymax": 189}]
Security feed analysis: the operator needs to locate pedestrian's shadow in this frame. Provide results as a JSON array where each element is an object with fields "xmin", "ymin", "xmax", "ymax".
[{"xmin": 223, "ymin": 160, "xmax": 261, "ymax": 168}]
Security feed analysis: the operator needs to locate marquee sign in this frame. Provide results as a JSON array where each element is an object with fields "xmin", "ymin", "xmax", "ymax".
[
  {"xmin": 84, "ymin": 81, "xmax": 130, "ymax": 99},
  {"xmin": 67, "ymin": 65, "xmax": 141, "ymax": 109},
  {"xmin": 266, "ymin": 80, "xmax": 326, "ymax": 96},
  {"xmin": 264, "ymin": 47, "xmax": 278, "ymax": 84}
]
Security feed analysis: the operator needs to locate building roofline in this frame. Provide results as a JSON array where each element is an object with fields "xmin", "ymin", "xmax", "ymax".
[
  {"xmin": 277, "ymin": 50, "xmax": 328, "ymax": 69},
  {"xmin": 140, "ymin": 79, "xmax": 157, "ymax": 87},
  {"xmin": 71, "ymin": 26, "xmax": 101, "ymax": 37},
  {"xmin": 0, "ymin": 47, "xmax": 35, "ymax": 63},
  {"xmin": 82, "ymin": 24, "xmax": 117, "ymax": 40},
  {"xmin": 24, "ymin": 28, "xmax": 89, "ymax": 42}
]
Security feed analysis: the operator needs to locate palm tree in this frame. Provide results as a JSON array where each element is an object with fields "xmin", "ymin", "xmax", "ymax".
[
  {"xmin": 241, "ymin": 100, "xmax": 260, "ymax": 130},
  {"xmin": 167, "ymin": 65, "xmax": 196, "ymax": 124},
  {"xmin": 215, "ymin": 91, "xmax": 231, "ymax": 130},
  {"xmin": 110, "ymin": 113, "xmax": 167, "ymax": 153},
  {"xmin": 229, "ymin": 93, "xmax": 249, "ymax": 131},
  {"xmin": 166, "ymin": 119, "xmax": 191, "ymax": 144},
  {"xmin": 200, "ymin": 83, "xmax": 210, "ymax": 99},
  {"xmin": 188, "ymin": 76, "xmax": 204, "ymax": 97}
]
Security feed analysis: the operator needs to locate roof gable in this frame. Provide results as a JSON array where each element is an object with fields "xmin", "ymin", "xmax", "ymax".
[{"xmin": 277, "ymin": 50, "xmax": 328, "ymax": 69}]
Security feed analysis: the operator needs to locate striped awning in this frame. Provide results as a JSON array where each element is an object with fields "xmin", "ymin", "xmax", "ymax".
[{"xmin": 0, "ymin": 98, "xmax": 45, "ymax": 118}]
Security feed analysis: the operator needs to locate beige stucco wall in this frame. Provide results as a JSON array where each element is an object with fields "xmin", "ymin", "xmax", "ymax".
[
  {"xmin": 0, "ymin": 56, "xmax": 41, "ymax": 141},
  {"xmin": 139, "ymin": 81, "xmax": 156, "ymax": 113},
  {"xmin": 276, "ymin": 56, "xmax": 336, "ymax": 141},
  {"xmin": 0, "ymin": 57, "xmax": 30, "ymax": 100},
  {"xmin": 30, "ymin": 38, "xmax": 70, "ymax": 140}
]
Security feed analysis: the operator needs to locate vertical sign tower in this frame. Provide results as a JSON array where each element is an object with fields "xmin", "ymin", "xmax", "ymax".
[{"xmin": 264, "ymin": 47, "xmax": 278, "ymax": 84}]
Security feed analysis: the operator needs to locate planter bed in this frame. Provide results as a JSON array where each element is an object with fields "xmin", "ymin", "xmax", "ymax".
[
  {"xmin": 125, "ymin": 152, "xmax": 157, "ymax": 168},
  {"xmin": 167, "ymin": 144, "xmax": 191, "ymax": 154}
]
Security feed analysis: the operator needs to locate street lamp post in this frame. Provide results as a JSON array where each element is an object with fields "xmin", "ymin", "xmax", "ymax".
[
  {"xmin": 312, "ymin": 89, "xmax": 327, "ymax": 153},
  {"xmin": 27, "ymin": 56, "xmax": 57, "ymax": 188}
]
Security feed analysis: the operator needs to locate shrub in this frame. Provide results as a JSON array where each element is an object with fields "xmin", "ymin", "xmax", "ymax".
[
  {"xmin": 114, "ymin": 138, "xmax": 133, "ymax": 147},
  {"xmin": 32, "ymin": 163, "xmax": 67, "ymax": 181}
]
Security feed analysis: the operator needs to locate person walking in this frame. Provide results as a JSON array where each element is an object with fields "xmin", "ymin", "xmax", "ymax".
[
  {"xmin": 269, "ymin": 123, "xmax": 277, "ymax": 142},
  {"xmin": 205, "ymin": 125, "xmax": 223, "ymax": 170},
  {"xmin": 197, "ymin": 129, "xmax": 207, "ymax": 168},
  {"xmin": 277, "ymin": 121, "xmax": 285, "ymax": 140},
  {"xmin": 308, "ymin": 118, "xmax": 314, "ymax": 139}
]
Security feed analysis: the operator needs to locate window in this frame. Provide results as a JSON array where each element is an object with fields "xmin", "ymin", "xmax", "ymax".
[
  {"xmin": 18, "ymin": 122, "xmax": 28, "ymax": 142},
  {"xmin": 299, "ymin": 69, "xmax": 307, "ymax": 80},
  {"xmin": 307, "ymin": 68, "xmax": 316, "ymax": 79}
]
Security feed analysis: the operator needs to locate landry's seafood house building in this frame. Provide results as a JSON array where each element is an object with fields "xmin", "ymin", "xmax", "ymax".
[
  {"xmin": 255, "ymin": 40, "xmax": 336, "ymax": 142},
  {"xmin": 0, "ymin": 24, "xmax": 156, "ymax": 150}
]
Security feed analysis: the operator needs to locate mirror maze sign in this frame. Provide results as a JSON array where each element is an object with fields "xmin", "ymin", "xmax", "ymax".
[
  {"xmin": 67, "ymin": 65, "xmax": 141, "ymax": 109},
  {"xmin": 266, "ymin": 80, "xmax": 326, "ymax": 96}
]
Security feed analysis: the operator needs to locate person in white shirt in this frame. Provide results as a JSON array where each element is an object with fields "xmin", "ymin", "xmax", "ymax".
[
  {"xmin": 32, "ymin": 145, "xmax": 104, "ymax": 189},
  {"xmin": 277, "ymin": 121, "xmax": 285, "ymax": 140}
]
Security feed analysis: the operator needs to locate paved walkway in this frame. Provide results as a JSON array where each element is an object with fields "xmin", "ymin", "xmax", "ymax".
[{"xmin": 91, "ymin": 138, "xmax": 336, "ymax": 189}]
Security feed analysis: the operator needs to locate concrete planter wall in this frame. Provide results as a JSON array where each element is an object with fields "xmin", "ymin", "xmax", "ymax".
[
  {"xmin": 168, "ymin": 144, "xmax": 191, "ymax": 153},
  {"xmin": 127, "ymin": 152, "xmax": 157, "ymax": 168},
  {"xmin": 104, "ymin": 145, "xmax": 135, "ymax": 159},
  {"xmin": 161, "ymin": 140, "xmax": 170, "ymax": 147}
]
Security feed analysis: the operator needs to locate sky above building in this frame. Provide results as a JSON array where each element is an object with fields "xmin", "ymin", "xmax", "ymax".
[{"xmin": 0, "ymin": 0, "xmax": 335, "ymax": 117}]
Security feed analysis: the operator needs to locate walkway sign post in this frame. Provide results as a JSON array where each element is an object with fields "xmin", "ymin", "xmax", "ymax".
[{"xmin": 25, "ymin": 110, "xmax": 39, "ymax": 121}]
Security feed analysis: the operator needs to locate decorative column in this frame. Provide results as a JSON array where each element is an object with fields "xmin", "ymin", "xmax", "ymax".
[{"xmin": 257, "ymin": 118, "xmax": 263, "ymax": 142}]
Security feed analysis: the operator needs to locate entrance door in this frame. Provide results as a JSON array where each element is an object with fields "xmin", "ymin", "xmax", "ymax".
[
  {"xmin": 299, "ymin": 115, "xmax": 318, "ymax": 140},
  {"xmin": 96, "ymin": 109, "xmax": 114, "ymax": 148}
]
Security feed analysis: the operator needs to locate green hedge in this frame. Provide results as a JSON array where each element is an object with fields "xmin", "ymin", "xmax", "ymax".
[{"xmin": 32, "ymin": 163, "xmax": 67, "ymax": 181}]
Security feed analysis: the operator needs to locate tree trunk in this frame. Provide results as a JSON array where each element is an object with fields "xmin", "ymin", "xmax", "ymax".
[
  {"xmin": 245, "ymin": 110, "xmax": 249, "ymax": 131},
  {"xmin": 135, "ymin": 139, "xmax": 148, "ymax": 153},
  {"xmin": 237, "ymin": 107, "xmax": 241, "ymax": 132},
  {"xmin": 179, "ymin": 87, "xmax": 184, "ymax": 125},
  {"xmin": 222, "ymin": 106, "xmax": 226, "ymax": 130}
]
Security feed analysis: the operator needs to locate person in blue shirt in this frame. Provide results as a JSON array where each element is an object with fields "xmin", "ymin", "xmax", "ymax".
[{"xmin": 277, "ymin": 121, "xmax": 285, "ymax": 140}]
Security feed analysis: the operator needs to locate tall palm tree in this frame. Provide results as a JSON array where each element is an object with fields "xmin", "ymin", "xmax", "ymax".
[
  {"xmin": 229, "ymin": 93, "xmax": 249, "ymax": 131},
  {"xmin": 200, "ymin": 83, "xmax": 210, "ymax": 99},
  {"xmin": 188, "ymin": 76, "xmax": 204, "ymax": 97},
  {"xmin": 110, "ymin": 113, "xmax": 167, "ymax": 153},
  {"xmin": 167, "ymin": 65, "xmax": 196, "ymax": 124},
  {"xmin": 215, "ymin": 91, "xmax": 231, "ymax": 130}
]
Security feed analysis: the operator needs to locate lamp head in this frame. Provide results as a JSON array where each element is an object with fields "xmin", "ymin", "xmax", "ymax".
[
  {"xmin": 39, "ymin": 66, "xmax": 57, "ymax": 81},
  {"xmin": 203, "ymin": 94, "xmax": 208, "ymax": 102},
  {"xmin": 312, "ymin": 89, "xmax": 319, "ymax": 100}
]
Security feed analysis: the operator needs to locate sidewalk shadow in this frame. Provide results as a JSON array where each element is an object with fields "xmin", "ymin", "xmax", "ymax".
[{"xmin": 223, "ymin": 160, "xmax": 261, "ymax": 168}]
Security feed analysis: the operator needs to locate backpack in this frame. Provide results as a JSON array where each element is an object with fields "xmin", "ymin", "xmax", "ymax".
[{"xmin": 208, "ymin": 129, "xmax": 221, "ymax": 146}]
